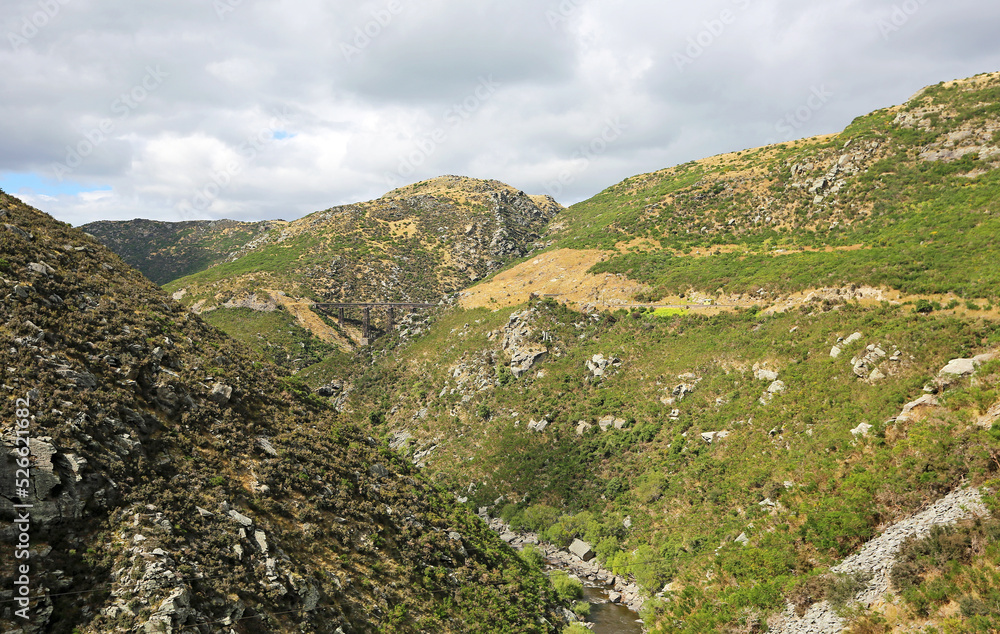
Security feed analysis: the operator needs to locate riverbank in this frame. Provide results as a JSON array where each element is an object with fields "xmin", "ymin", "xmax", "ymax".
[{"xmin": 480, "ymin": 512, "xmax": 648, "ymax": 617}]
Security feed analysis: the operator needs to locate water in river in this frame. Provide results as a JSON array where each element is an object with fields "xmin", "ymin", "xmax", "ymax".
[{"xmin": 580, "ymin": 583, "xmax": 645, "ymax": 634}]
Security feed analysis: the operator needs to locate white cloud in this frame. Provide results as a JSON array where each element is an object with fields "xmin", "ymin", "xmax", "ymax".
[{"xmin": 1, "ymin": 0, "xmax": 999, "ymax": 226}]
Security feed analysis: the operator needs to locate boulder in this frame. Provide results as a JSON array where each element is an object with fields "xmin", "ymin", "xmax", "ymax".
[
  {"xmin": 830, "ymin": 346, "xmax": 842, "ymax": 358},
  {"xmin": 586, "ymin": 354, "xmax": 620, "ymax": 377},
  {"xmin": 940, "ymin": 358, "xmax": 977, "ymax": 376},
  {"xmin": 767, "ymin": 380, "xmax": 786, "ymax": 394},
  {"xmin": 528, "ymin": 419, "xmax": 548, "ymax": 432},
  {"xmin": 978, "ymin": 402, "xmax": 1000, "ymax": 429},
  {"xmin": 701, "ymin": 431, "xmax": 730, "ymax": 444},
  {"xmin": 851, "ymin": 422, "xmax": 873, "ymax": 437},
  {"xmin": 569, "ymin": 539, "xmax": 595, "ymax": 562},
  {"xmin": 228, "ymin": 509, "xmax": 253, "ymax": 527},
  {"xmin": 755, "ymin": 368, "xmax": 780, "ymax": 382},
  {"xmin": 844, "ymin": 332, "xmax": 863, "ymax": 346},
  {"xmin": 898, "ymin": 394, "xmax": 938, "ymax": 421},
  {"xmin": 256, "ymin": 437, "xmax": 279, "ymax": 457},
  {"xmin": 209, "ymin": 382, "xmax": 233, "ymax": 404},
  {"xmin": 575, "ymin": 421, "xmax": 593, "ymax": 436},
  {"xmin": 735, "ymin": 532, "xmax": 749, "ymax": 546},
  {"xmin": 511, "ymin": 347, "xmax": 546, "ymax": 378},
  {"xmin": 28, "ymin": 438, "xmax": 60, "ymax": 499}
]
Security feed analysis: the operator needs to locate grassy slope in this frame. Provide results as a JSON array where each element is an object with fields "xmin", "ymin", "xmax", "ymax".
[
  {"xmin": 554, "ymin": 73, "xmax": 1000, "ymax": 303},
  {"xmin": 348, "ymin": 297, "xmax": 1000, "ymax": 631},
  {"xmin": 343, "ymin": 72, "xmax": 1000, "ymax": 633}
]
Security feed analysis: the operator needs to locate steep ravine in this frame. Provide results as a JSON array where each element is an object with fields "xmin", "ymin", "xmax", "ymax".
[{"xmin": 482, "ymin": 513, "xmax": 647, "ymax": 633}]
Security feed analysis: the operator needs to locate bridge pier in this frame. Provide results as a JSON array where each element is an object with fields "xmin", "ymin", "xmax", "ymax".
[{"xmin": 311, "ymin": 302, "xmax": 436, "ymax": 345}]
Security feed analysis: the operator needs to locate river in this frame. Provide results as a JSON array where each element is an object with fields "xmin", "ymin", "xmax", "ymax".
[{"xmin": 579, "ymin": 582, "xmax": 646, "ymax": 634}]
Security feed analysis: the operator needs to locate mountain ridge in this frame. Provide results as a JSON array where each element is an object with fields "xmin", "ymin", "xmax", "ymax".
[{"xmin": 0, "ymin": 191, "xmax": 567, "ymax": 633}]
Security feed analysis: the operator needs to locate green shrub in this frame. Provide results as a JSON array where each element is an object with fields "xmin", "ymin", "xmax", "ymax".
[
  {"xmin": 562, "ymin": 624, "xmax": 591, "ymax": 634},
  {"xmin": 550, "ymin": 571, "xmax": 584, "ymax": 601},
  {"xmin": 572, "ymin": 601, "xmax": 591, "ymax": 619},
  {"xmin": 913, "ymin": 299, "xmax": 935, "ymax": 314},
  {"xmin": 519, "ymin": 544, "xmax": 545, "ymax": 570}
]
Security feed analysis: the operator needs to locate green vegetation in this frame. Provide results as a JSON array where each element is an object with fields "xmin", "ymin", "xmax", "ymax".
[
  {"xmin": 347, "ymin": 291, "xmax": 1000, "ymax": 631},
  {"xmin": 201, "ymin": 307, "xmax": 338, "ymax": 372},
  {"xmin": 550, "ymin": 571, "xmax": 584, "ymax": 601},
  {"xmin": 889, "ymin": 512, "xmax": 1000, "ymax": 628}
]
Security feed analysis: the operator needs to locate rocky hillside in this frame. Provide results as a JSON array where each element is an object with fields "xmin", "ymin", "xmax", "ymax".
[
  {"xmin": 339, "ymin": 72, "xmax": 1000, "ymax": 633},
  {"xmin": 81, "ymin": 218, "xmax": 278, "ymax": 286},
  {"xmin": 79, "ymin": 177, "xmax": 559, "ymax": 371},
  {"xmin": 539, "ymin": 71, "xmax": 1000, "ymax": 308},
  {"xmin": 0, "ymin": 191, "xmax": 566, "ymax": 633}
]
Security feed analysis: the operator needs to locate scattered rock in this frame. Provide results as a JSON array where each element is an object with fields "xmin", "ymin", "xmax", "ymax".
[
  {"xmin": 754, "ymin": 365, "xmax": 780, "ymax": 381},
  {"xmin": 830, "ymin": 346, "xmax": 842, "ymax": 358},
  {"xmin": 978, "ymin": 401, "xmax": 1000, "ymax": 429},
  {"xmin": 844, "ymin": 332, "xmax": 863, "ymax": 346},
  {"xmin": 896, "ymin": 394, "xmax": 938, "ymax": 422},
  {"xmin": 511, "ymin": 347, "xmax": 547, "ymax": 378},
  {"xmin": 586, "ymin": 354, "xmax": 621, "ymax": 377},
  {"xmin": 527, "ymin": 418, "xmax": 549, "ymax": 432},
  {"xmin": 256, "ymin": 437, "xmax": 279, "ymax": 457},
  {"xmin": 850, "ymin": 422, "xmax": 873, "ymax": 437},
  {"xmin": 701, "ymin": 431, "xmax": 730, "ymax": 444},
  {"xmin": 208, "ymin": 382, "xmax": 232, "ymax": 404},
  {"xmin": 228, "ymin": 509, "xmax": 253, "ymax": 527}
]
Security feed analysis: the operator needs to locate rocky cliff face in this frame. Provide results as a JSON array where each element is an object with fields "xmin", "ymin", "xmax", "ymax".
[{"xmin": 0, "ymin": 192, "xmax": 564, "ymax": 633}]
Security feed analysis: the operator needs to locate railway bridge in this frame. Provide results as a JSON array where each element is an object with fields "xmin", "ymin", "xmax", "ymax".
[{"xmin": 311, "ymin": 302, "xmax": 437, "ymax": 342}]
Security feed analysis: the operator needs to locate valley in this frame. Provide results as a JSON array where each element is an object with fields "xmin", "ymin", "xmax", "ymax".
[{"xmin": 5, "ymin": 70, "xmax": 1000, "ymax": 633}]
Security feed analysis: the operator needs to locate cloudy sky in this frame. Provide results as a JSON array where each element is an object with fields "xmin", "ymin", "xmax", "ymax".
[{"xmin": 2, "ymin": 0, "xmax": 999, "ymax": 226}]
